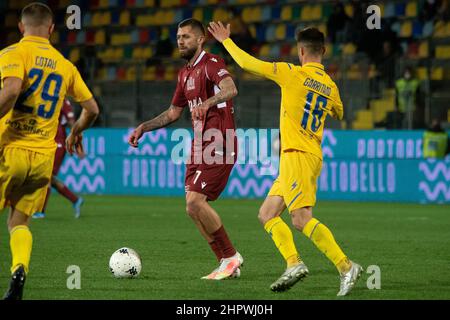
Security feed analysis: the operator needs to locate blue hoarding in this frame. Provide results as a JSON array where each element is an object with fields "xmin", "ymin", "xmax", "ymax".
[{"xmin": 59, "ymin": 128, "xmax": 450, "ymax": 204}]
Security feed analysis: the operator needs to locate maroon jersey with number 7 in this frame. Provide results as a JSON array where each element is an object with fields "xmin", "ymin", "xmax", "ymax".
[{"xmin": 171, "ymin": 50, "xmax": 237, "ymax": 201}]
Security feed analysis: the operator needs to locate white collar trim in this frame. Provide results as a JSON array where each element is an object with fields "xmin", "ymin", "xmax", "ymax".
[{"xmin": 193, "ymin": 50, "xmax": 206, "ymax": 67}]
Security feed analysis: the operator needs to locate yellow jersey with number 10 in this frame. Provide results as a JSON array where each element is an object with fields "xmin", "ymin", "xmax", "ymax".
[
  {"xmin": 222, "ymin": 38, "xmax": 343, "ymax": 160},
  {"xmin": 0, "ymin": 35, "xmax": 92, "ymax": 155}
]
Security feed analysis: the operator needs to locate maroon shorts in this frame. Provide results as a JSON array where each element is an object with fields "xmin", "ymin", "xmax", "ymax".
[
  {"xmin": 52, "ymin": 145, "xmax": 66, "ymax": 176},
  {"xmin": 185, "ymin": 160, "xmax": 235, "ymax": 201},
  {"xmin": 185, "ymin": 132, "xmax": 237, "ymax": 201}
]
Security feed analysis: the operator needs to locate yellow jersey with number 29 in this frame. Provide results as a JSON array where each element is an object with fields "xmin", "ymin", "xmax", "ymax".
[
  {"xmin": 0, "ymin": 35, "xmax": 92, "ymax": 155},
  {"xmin": 222, "ymin": 38, "xmax": 343, "ymax": 160}
]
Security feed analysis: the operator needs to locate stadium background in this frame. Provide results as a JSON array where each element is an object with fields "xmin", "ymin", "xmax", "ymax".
[
  {"xmin": 2, "ymin": 0, "xmax": 448, "ymax": 204},
  {"xmin": 0, "ymin": 0, "xmax": 449, "ymax": 300}
]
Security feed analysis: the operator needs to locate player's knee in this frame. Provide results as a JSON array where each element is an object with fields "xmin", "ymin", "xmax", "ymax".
[
  {"xmin": 291, "ymin": 217, "xmax": 305, "ymax": 231},
  {"xmin": 185, "ymin": 197, "xmax": 203, "ymax": 219},
  {"xmin": 290, "ymin": 208, "xmax": 312, "ymax": 231},
  {"xmin": 257, "ymin": 207, "xmax": 272, "ymax": 225},
  {"xmin": 7, "ymin": 210, "xmax": 30, "ymax": 231},
  {"xmin": 292, "ymin": 216, "xmax": 309, "ymax": 231},
  {"xmin": 186, "ymin": 192, "xmax": 208, "ymax": 219}
]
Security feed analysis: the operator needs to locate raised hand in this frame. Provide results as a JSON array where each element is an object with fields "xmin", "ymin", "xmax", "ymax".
[{"xmin": 208, "ymin": 21, "xmax": 231, "ymax": 43}]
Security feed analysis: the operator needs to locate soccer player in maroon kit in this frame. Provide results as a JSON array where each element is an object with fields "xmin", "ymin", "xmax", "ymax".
[
  {"xmin": 33, "ymin": 99, "xmax": 84, "ymax": 219},
  {"xmin": 129, "ymin": 18, "xmax": 243, "ymax": 280}
]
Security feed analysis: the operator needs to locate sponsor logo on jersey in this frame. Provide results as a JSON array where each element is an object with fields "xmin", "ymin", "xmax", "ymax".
[{"xmin": 1, "ymin": 63, "xmax": 20, "ymax": 71}]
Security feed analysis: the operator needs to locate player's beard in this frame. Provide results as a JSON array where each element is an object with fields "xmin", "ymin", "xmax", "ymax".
[{"xmin": 180, "ymin": 46, "xmax": 198, "ymax": 61}]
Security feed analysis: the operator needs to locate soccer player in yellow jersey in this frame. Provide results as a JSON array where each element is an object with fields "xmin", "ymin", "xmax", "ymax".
[
  {"xmin": 0, "ymin": 3, "xmax": 99, "ymax": 299},
  {"xmin": 209, "ymin": 22, "xmax": 363, "ymax": 296}
]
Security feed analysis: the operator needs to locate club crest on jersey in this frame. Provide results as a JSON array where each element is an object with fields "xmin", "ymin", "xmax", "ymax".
[
  {"xmin": 210, "ymin": 57, "xmax": 218, "ymax": 62},
  {"xmin": 187, "ymin": 77, "xmax": 195, "ymax": 91}
]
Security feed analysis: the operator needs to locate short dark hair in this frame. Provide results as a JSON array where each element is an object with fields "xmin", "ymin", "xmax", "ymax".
[
  {"xmin": 178, "ymin": 18, "xmax": 206, "ymax": 36},
  {"xmin": 296, "ymin": 27, "xmax": 325, "ymax": 55},
  {"xmin": 21, "ymin": 2, "xmax": 54, "ymax": 26}
]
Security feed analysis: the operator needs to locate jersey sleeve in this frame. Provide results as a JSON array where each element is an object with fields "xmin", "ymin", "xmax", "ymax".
[
  {"xmin": 222, "ymin": 38, "xmax": 293, "ymax": 86},
  {"xmin": 67, "ymin": 65, "xmax": 93, "ymax": 102},
  {"xmin": 171, "ymin": 72, "xmax": 188, "ymax": 108},
  {"xmin": 329, "ymin": 84, "xmax": 344, "ymax": 120},
  {"xmin": 267, "ymin": 62, "xmax": 296, "ymax": 86},
  {"xmin": 205, "ymin": 56, "xmax": 232, "ymax": 86},
  {"xmin": 0, "ymin": 48, "xmax": 25, "ymax": 81}
]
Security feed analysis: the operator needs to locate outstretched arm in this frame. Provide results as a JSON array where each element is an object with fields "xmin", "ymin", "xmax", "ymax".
[{"xmin": 128, "ymin": 105, "xmax": 183, "ymax": 147}]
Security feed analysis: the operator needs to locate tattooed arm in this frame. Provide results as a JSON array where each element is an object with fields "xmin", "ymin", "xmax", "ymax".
[
  {"xmin": 140, "ymin": 105, "xmax": 184, "ymax": 131},
  {"xmin": 192, "ymin": 77, "xmax": 238, "ymax": 121},
  {"xmin": 128, "ymin": 105, "xmax": 184, "ymax": 147}
]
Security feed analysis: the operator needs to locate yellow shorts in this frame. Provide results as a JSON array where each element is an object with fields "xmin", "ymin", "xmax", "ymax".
[
  {"xmin": 268, "ymin": 150, "xmax": 322, "ymax": 212},
  {"xmin": 0, "ymin": 146, "xmax": 53, "ymax": 216}
]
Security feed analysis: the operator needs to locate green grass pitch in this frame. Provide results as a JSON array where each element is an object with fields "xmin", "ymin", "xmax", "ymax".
[{"xmin": 1, "ymin": 195, "xmax": 449, "ymax": 300}]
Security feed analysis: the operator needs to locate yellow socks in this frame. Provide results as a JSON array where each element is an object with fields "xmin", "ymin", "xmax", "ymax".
[
  {"xmin": 264, "ymin": 217, "xmax": 301, "ymax": 268},
  {"xmin": 302, "ymin": 218, "xmax": 351, "ymax": 274},
  {"xmin": 10, "ymin": 225, "xmax": 33, "ymax": 274},
  {"xmin": 263, "ymin": 216, "xmax": 351, "ymax": 273}
]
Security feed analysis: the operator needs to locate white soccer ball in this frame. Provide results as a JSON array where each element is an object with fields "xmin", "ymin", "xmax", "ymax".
[{"xmin": 109, "ymin": 247, "xmax": 142, "ymax": 278}]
